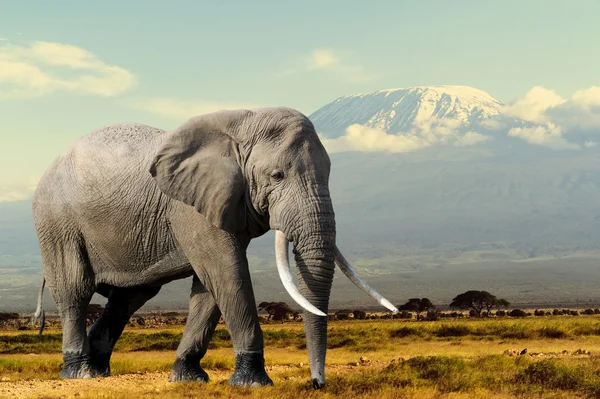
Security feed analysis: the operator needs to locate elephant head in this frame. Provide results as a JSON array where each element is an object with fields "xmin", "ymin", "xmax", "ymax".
[{"xmin": 149, "ymin": 107, "xmax": 397, "ymax": 388}]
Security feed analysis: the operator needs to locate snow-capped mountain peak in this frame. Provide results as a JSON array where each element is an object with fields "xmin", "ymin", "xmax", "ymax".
[{"xmin": 309, "ymin": 85, "xmax": 504, "ymax": 138}]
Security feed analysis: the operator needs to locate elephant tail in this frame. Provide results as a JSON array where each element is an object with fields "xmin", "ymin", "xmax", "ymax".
[{"xmin": 31, "ymin": 277, "xmax": 46, "ymax": 336}]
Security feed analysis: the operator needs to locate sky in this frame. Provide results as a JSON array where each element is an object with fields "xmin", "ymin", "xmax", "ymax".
[{"xmin": 1, "ymin": 0, "xmax": 599, "ymax": 200}]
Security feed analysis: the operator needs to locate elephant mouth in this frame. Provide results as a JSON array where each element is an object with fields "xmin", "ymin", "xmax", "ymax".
[{"xmin": 273, "ymin": 230, "xmax": 398, "ymax": 315}]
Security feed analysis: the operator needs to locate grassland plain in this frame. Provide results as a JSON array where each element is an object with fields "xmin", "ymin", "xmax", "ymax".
[{"xmin": 3, "ymin": 318, "xmax": 600, "ymax": 398}]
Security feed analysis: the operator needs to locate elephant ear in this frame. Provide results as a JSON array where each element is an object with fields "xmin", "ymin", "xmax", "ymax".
[{"xmin": 149, "ymin": 112, "xmax": 249, "ymax": 233}]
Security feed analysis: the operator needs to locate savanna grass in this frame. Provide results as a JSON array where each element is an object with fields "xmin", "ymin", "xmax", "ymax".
[{"xmin": 5, "ymin": 317, "xmax": 600, "ymax": 355}]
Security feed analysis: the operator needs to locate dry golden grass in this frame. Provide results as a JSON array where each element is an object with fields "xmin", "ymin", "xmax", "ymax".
[{"xmin": 3, "ymin": 317, "xmax": 600, "ymax": 398}]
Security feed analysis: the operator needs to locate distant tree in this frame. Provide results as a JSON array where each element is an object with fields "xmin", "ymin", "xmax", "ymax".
[
  {"xmin": 257, "ymin": 301, "xmax": 296, "ymax": 322},
  {"xmin": 449, "ymin": 291, "xmax": 509, "ymax": 318},
  {"xmin": 398, "ymin": 298, "xmax": 435, "ymax": 320},
  {"xmin": 352, "ymin": 310, "xmax": 367, "ymax": 320},
  {"xmin": 335, "ymin": 309, "xmax": 353, "ymax": 320},
  {"xmin": 510, "ymin": 309, "xmax": 527, "ymax": 317},
  {"xmin": 489, "ymin": 298, "xmax": 511, "ymax": 314}
]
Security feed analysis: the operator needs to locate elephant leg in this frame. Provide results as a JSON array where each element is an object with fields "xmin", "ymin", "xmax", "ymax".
[
  {"xmin": 87, "ymin": 285, "xmax": 161, "ymax": 375},
  {"xmin": 169, "ymin": 275, "xmax": 221, "ymax": 383},
  {"xmin": 43, "ymin": 239, "xmax": 96, "ymax": 379},
  {"xmin": 182, "ymin": 236, "xmax": 272, "ymax": 387}
]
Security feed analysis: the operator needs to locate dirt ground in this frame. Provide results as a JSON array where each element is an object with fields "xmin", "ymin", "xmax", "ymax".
[{"xmin": 0, "ymin": 371, "xmax": 231, "ymax": 399}]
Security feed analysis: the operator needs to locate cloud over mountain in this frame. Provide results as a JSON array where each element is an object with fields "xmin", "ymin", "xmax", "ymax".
[{"xmin": 311, "ymin": 85, "xmax": 600, "ymax": 154}]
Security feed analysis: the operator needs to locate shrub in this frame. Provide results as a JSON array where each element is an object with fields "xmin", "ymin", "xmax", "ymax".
[
  {"xmin": 540, "ymin": 326, "xmax": 568, "ymax": 339},
  {"xmin": 425, "ymin": 309, "xmax": 441, "ymax": 321},
  {"xmin": 515, "ymin": 359, "xmax": 585, "ymax": 390},
  {"xmin": 496, "ymin": 310, "xmax": 506, "ymax": 317},
  {"xmin": 397, "ymin": 311, "xmax": 412, "ymax": 319},
  {"xmin": 405, "ymin": 356, "xmax": 472, "ymax": 391},
  {"xmin": 435, "ymin": 324, "xmax": 470, "ymax": 337},
  {"xmin": 584, "ymin": 309, "xmax": 595, "ymax": 315},
  {"xmin": 391, "ymin": 326, "xmax": 423, "ymax": 338},
  {"xmin": 553, "ymin": 309, "xmax": 562, "ymax": 315},
  {"xmin": 510, "ymin": 309, "xmax": 527, "ymax": 318}
]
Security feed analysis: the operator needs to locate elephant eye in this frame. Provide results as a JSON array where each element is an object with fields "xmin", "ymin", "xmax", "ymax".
[{"xmin": 271, "ymin": 170, "xmax": 284, "ymax": 182}]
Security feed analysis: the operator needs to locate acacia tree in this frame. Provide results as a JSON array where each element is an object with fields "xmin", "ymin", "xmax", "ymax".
[
  {"xmin": 449, "ymin": 291, "xmax": 510, "ymax": 317},
  {"xmin": 487, "ymin": 298, "xmax": 510, "ymax": 314},
  {"xmin": 398, "ymin": 298, "xmax": 434, "ymax": 320}
]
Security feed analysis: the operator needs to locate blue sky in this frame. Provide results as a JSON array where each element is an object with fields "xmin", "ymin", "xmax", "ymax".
[{"xmin": 1, "ymin": 0, "xmax": 599, "ymax": 200}]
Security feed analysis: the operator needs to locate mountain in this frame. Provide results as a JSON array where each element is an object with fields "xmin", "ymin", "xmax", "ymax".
[{"xmin": 309, "ymin": 85, "xmax": 504, "ymax": 138}]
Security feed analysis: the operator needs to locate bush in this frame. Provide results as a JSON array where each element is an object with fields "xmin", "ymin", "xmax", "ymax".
[
  {"xmin": 398, "ymin": 311, "xmax": 413, "ymax": 319},
  {"xmin": 584, "ymin": 309, "xmax": 595, "ymax": 315},
  {"xmin": 534, "ymin": 309, "xmax": 545, "ymax": 317},
  {"xmin": 496, "ymin": 310, "xmax": 506, "ymax": 317},
  {"xmin": 435, "ymin": 324, "xmax": 470, "ymax": 337},
  {"xmin": 540, "ymin": 326, "xmax": 569, "ymax": 339},
  {"xmin": 425, "ymin": 309, "xmax": 441, "ymax": 321},
  {"xmin": 553, "ymin": 309, "xmax": 562, "ymax": 315},
  {"xmin": 407, "ymin": 356, "xmax": 468, "ymax": 380},
  {"xmin": 515, "ymin": 359, "xmax": 585, "ymax": 390},
  {"xmin": 510, "ymin": 309, "xmax": 527, "ymax": 318},
  {"xmin": 391, "ymin": 326, "xmax": 423, "ymax": 338}
]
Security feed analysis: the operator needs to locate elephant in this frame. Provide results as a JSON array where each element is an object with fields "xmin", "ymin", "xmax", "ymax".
[{"xmin": 30, "ymin": 107, "xmax": 398, "ymax": 389}]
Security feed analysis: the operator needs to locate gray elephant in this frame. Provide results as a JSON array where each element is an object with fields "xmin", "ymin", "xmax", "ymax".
[{"xmin": 31, "ymin": 107, "xmax": 397, "ymax": 389}]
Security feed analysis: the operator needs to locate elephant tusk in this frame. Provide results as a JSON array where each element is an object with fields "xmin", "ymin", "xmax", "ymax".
[
  {"xmin": 335, "ymin": 246, "xmax": 399, "ymax": 313},
  {"xmin": 275, "ymin": 230, "xmax": 327, "ymax": 317}
]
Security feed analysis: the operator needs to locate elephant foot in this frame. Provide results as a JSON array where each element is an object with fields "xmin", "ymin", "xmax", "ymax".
[
  {"xmin": 61, "ymin": 353, "xmax": 107, "ymax": 379},
  {"xmin": 229, "ymin": 353, "xmax": 273, "ymax": 387},
  {"xmin": 169, "ymin": 357, "xmax": 209, "ymax": 383},
  {"xmin": 89, "ymin": 352, "xmax": 111, "ymax": 377}
]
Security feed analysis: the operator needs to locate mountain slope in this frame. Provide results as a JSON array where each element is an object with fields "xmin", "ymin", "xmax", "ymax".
[{"xmin": 309, "ymin": 85, "xmax": 504, "ymax": 138}]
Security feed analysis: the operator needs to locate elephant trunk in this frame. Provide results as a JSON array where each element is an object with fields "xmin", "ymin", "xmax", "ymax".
[
  {"xmin": 295, "ymin": 251, "xmax": 334, "ymax": 389},
  {"xmin": 292, "ymin": 201, "xmax": 336, "ymax": 389}
]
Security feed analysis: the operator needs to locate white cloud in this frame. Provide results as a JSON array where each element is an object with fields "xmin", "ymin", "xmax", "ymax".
[
  {"xmin": 546, "ymin": 86, "xmax": 600, "ymax": 130},
  {"xmin": 584, "ymin": 140, "xmax": 597, "ymax": 148},
  {"xmin": 504, "ymin": 86, "xmax": 600, "ymax": 130},
  {"xmin": 320, "ymin": 119, "xmax": 488, "ymax": 154},
  {"xmin": 0, "ymin": 178, "xmax": 38, "ymax": 202},
  {"xmin": 0, "ymin": 40, "xmax": 136, "ymax": 98},
  {"xmin": 503, "ymin": 86, "xmax": 565, "ymax": 123},
  {"xmin": 457, "ymin": 131, "xmax": 489, "ymax": 147},
  {"xmin": 307, "ymin": 50, "xmax": 339, "ymax": 70},
  {"xmin": 130, "ymin": 97, "xmax": 263, "ymax": 121},
  {"xmin": 501, "ymin": 85, "xmax": 600, "ymax": 149},
  {"xmin": 278, "ymin": 49, "xmax": 373, "ymax": 82},
  {"xmin": 508, "ymin": 122, "xmax": 580, "ymax": 151}
]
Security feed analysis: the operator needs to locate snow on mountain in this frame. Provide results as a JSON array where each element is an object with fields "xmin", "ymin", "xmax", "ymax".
[{"xmin": 309, "ymin": 85, "xmax": 505, "ymax": 138}]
